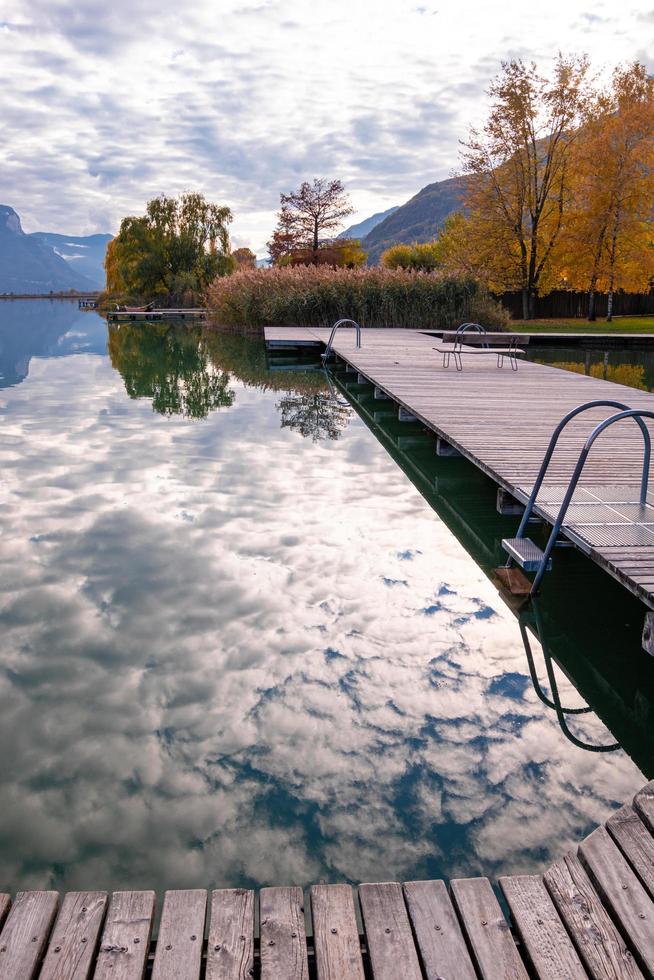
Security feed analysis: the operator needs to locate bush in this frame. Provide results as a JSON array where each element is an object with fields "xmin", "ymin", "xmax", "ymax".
[
  {"xmin": 381, "ymin": 241, "xmax": 441, "ymax": 272},
  {"xmin": 206, "ymin": 266, "xmax": 509, "ymax": 330}
]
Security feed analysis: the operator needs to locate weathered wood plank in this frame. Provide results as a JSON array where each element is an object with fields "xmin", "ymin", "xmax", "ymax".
[
  {"xmin": 498, "ymin": 875, "xmax": 586, "ymax": 979},
  {"xmin": 544, "ymin": 851, "xmax": 644, "ymax": 979},
  {"xmin": 634, "ymin": 781, "xmax": 654, "ymax": 835},
  {"xmin": 403, "ymin": 879, "xmax": 476, "ymax": 980},
  {"xmin": 607, "ymin": 805, "xmax": 654, "ymax": 901},
  {"xmin": 450, "ymin": 877, "xmax": 528, "ymax": 980},
  {"xmin": 151, "ymin": 890, "xmax": 207, "ymax": 980},
  {"xmin": 205, "ymin": 888, "xmax": 254, "ymax": 980},
  {"xmin": 310, "ymin": 884, "xmax": 364, "ymax": 980},
  {"xmin": 40, "ymin": 892, "xmax": 107, "ymax": 980},
  {"xmin": 0, "ymin": 890, "xmax": 59, "ymax": 980},
  {"xmin": 93, "ymin": 891, "xmax": 155, "ymax": 980},
  {"xmin": 0, "ymin": 900, "xmax": 9, "ymax": 935},
  {"xmin": 259, "ymin": 887, "xmax": 308, "ymax": 980},
  {"xmin": 579, "ymin": 825, "xmax": 654, "ymax": 975},
  {"xmin": 358, "ymin": 882, "xmax": 422, "ymax": 980}
]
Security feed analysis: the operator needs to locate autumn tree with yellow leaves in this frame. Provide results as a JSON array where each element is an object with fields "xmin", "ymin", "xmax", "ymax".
[
  {"xmin": 436, "ymin": 57, "xmax": 654, "ymax": 320},
  {"xmin": 560, "ymin": 62, "xmax": 654, "ymax": 320}
]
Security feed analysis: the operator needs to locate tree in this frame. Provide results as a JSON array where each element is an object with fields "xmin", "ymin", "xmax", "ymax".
[
  {"xmin": 232, "ymin": 247, "xmax": 257, "ymax": 270},
  {"xmin": 561, "ymin": 62, "xmax": 654, "ymax": 320},
  {"xmin": 458, "ymin": 56, "xmax": 591, "ymax": 318},
  {"xmin": 282, "ymin": 238, "xmax": 367, "ymax": 268},
  {"xmin": 267, "ymin": 178, "xmax": 354, "ymax": 264},
  {"xmin": 105, "ymin": 193, "xmax": 234, "ymax": 305}
]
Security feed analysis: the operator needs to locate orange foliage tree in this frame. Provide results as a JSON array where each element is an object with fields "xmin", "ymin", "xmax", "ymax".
[{"xmin": 560, "ymin": 62, "xmax": 654, "ymax": 319}]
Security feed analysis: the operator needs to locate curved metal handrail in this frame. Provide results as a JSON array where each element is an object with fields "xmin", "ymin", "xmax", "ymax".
[
  {"xmin": 455, "ymin": 322, "xmax": 486, "ymax": 334},
  {"xmin": 519, "ymin": 601, "xmax": 619, "ymax": 753},
  {"xmin": 512, "ymin": 400, "xmax": 652, "ymax": 547},
  {"xmin": 322, "ymin": 318, "xmax": 361, "ymax": 360},
  {"xmin": 531, "ymin": 407, "xmax": 654, "ymax": 593}
]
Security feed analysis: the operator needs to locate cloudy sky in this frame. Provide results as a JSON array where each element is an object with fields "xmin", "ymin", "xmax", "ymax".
[{"xmin": 1, "ymin": 0, "xmax": 653, "ymax": 254}]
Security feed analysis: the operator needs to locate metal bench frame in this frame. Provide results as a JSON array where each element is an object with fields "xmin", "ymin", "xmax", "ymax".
[{"xmin": 440, "ymin": 323, "xmax": 525, "ymax": 372}]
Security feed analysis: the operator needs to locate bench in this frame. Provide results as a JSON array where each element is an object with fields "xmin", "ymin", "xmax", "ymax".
[{"xmin": 438, "ymin": 331, "xmax": 529, "ymax": 372}]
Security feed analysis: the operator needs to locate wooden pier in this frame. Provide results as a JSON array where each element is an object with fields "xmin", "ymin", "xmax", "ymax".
[
  {"xmin": 265, "ymin": 327, "xmax": 654, "ymax": 611},
  {"xmin": 1, "ymin": 781, "xmax": 653, "ymax": 978}
]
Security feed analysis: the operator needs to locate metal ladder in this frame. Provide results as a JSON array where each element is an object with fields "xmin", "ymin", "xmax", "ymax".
[
  {"xmin": 502, "ymin": 400, "xmax": 653, "ymax": 594},
  {"xmin": 321, "ymin": 319, "xmax": 362, "ymax": 360},
  {"xmin": 519, "ymin": 600, "xmax": 619, "ymax": 753}
]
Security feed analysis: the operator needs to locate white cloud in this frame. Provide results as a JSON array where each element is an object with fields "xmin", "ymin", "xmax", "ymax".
[{"xmin": 1, "ymin": 0, "xmax": 652, "ymax": 253}]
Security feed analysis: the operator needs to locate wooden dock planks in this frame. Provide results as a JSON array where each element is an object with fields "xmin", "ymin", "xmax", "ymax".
[
  {"xmin": 150, "ymin": 890, "xmax": 207, "ymax": 980},
  {"xmin": 499, "ymin": 875, "xmax": 586, "ymax": 978},
  {"xmin": 205, "ymin": 889, "xmax": 254, "ymax": 980},
  {"xmin": 93, "ymin": 891, "xmax": 155, "ymax": 980},
  {"xmin": 2, "ymin": 779, "xmax": 654, "ymax": 978},
  {"xmin": 39, "ymin": 892, "xmax": 107, "ymax": 980},
  {"xmin": 403, "ymin": 879, "xmax": 476, "ymax": 980},
  {"xmin": 259, "ymin": 887, "xmax": 308, "ymax": 980},
  {"xmin": 310, "ymin": 885, "xmax": 364, "ymax": 980},
  {"xmin": 264, "ymin": 326, "xmax": 654, "ymax": 605},
  {"xmin": 450, "ymin": 877, "xmax": 528, "ymax": 980},
  {"xmin": 358, "ymin": 882, "xmax": 423, "ymax": 980},
  {"xmin": 0, "ymin": 891, "xmax": 59, "ymax": 980}
]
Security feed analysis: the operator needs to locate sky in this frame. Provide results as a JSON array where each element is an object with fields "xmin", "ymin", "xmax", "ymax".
[{"xmin": 1, "ymin": 0, "xmax": 653, "ymax": 256}]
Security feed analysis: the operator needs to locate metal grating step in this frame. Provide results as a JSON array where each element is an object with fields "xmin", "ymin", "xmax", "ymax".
[{"xmin": 501, "ymin": 537, "xmax": 552, "ymax": 572}]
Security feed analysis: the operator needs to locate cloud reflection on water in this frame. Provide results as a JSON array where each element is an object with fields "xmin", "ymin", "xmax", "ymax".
[{"xmin": 0, "ymin": 331, "xmax": 645, "ymax": 895}]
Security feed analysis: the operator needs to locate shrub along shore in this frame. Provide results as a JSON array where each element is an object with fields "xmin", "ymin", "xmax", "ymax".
[{"xmin": 206, "ymin": 266, "xmax": 509, "ymax": 330}]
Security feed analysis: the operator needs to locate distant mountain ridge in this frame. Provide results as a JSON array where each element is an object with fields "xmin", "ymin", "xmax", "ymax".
[
  {"xmin": 30, "ymin": 231, "xmax": 112, "ymax": 288},
  {"xmin": 339, "ymin": 206, "xmax": 399, "ymax": 242},
  {"xmin": 0, "ymin": 205, "xmax": 111, "ymax": 293},
  {"xmin": 359, "ymin": 176, "xmax": 468, "ymax": 265}
]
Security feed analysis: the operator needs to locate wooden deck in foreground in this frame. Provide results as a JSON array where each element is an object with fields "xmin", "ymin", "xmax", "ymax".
[
  {"xmin": 1, "ymin": 781, "xmax": 653, "ymax": 978},
  {"xmin": 265, "ymin": 327, "xmax": 654, "ymax": 609}
]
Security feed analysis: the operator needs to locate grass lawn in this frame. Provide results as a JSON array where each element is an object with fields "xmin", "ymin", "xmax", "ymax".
[{"xmin": 509, "ymin": 316, "xmax": 654, "ymax": 334}]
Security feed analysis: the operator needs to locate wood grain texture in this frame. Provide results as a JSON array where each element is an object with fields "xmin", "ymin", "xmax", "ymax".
[
  {"xmin": 310, "ymin": 884, "xmax": 364, "ymax": 980},
  {"xmin": 0, "ymin": 900, "xmax": 9, "ymax": 935},
  {"xmin": 403, "ymin": 879, "xmax": 476, "ymax": 980},
  {"xmin": 544, "ymin": 851, "xmax": 644, "ymax": 979},
  {"xmin": 151, "ymin": 890, "xmax": 207, "ymax": 980},
  {"xmin": 205, "ymin": 889, "xmax": 254, "ymax": 980},
  {"xmin": 634, "ymin": 781, "xmax": 654, "ymax": 835},
  {"xmin": 607, "ymin": 804, "xmax": 654, "ymax": 900},
  {"xmin": 579, "ymin": 825, "xmax": 654, "ymax": 975},
  {"xmin": 0, "ymin": 890, "xmax": 59, "ymax": 980},
  {"xmin": 93, "ymin": 891, "xmax": 155, "ymax": 980},
  {"xmin": 40, "ymin": 892, "xmax": 107, "ymax": 980},
  {"xmin": 358, "ymin": 882, "xmax": 422, "ymax": 980},
  {"xmin": 259, "ymin": 887, "xmax": 308, "ymax": 980},
  {"xmin": 450, "ymin": 877, "xmax": 528, "ymax": 980},
  {"xmin": 498, "ymin": 875, "xmax": 586, "ymax": 979}
]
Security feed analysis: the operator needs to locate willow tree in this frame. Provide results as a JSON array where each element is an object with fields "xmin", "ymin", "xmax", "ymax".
[
  {"xmin": 106, "ymin": 193, "xmax": 234, "ymax": 305},
  {"xmin": 459, "ymin": 56, "xmax": 591, "ymax": 319},
  {"xmin": 563, "ymin": 62, "xmax": 654, "ymax": 320}
]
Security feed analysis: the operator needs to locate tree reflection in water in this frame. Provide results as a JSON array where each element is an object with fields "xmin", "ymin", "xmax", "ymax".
[
  {"xmin": 277, "ymin": 391, "xmax": 351, "ymax": 442},
  {"xmin": 108, "ymin": 322, "xmax": 235, "ymax": 419}
]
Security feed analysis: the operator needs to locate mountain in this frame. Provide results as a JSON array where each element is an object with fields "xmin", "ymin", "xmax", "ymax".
[
  {"xmin": 361, "ymin": 176, "xmax": 468, "ymax": 265},
  {"xmin": 29, "ymin": 232, "xmax": 112, "ymax": 289},
  {"xmin": 0, "ymin": 206, "xmax": 98, "ymax": 293},
  {"xmin": 339, "ymin": 206, "xmax": 399, "ymax": 242}
]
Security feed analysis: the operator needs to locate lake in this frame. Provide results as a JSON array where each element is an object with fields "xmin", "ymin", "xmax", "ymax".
[{"xmin": 0, "ymin": 300, "xmax": 651, "ymax": 898}]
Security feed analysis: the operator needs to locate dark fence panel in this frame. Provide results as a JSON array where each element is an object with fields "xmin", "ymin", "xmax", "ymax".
[{"xmin": 498, "ymin": 289, "xmax": 654, "ymax": 319}]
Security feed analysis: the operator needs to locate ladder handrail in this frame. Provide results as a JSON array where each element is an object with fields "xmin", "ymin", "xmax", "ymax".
[
  {"xmin": 514, "ymin": 399, "xmax": 652, "ymax": 543},
  {"xmin": 322, "ymin": 318, "xmax": 361, "ymax": 359},
  {"xmin": 531, "ymin": 407, "xmax": 654, "ymax": 593}
]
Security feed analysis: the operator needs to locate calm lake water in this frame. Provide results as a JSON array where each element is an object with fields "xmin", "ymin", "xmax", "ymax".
[{"xmin": 1, "ymin": 300, "xmax": 652, "ymax": 898}]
